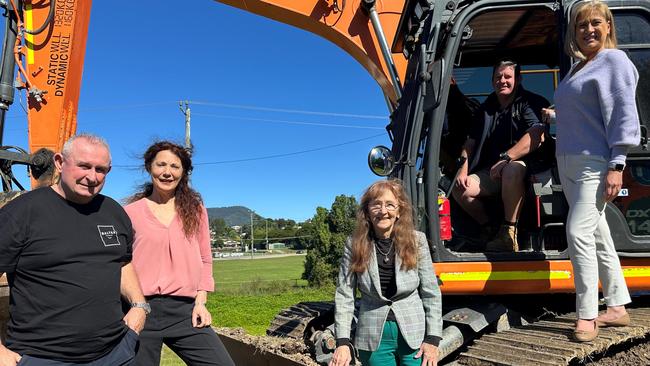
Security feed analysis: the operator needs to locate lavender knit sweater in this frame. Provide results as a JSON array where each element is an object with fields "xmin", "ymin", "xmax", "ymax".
[{"xmin": 554, "ymin": 48, "xmax": 640, "ymax": 165}]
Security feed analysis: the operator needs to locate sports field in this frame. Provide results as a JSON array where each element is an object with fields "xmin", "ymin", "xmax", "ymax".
[{"xmin": 160, "ymin": 254, "xmax": 334, "ymax": 365}]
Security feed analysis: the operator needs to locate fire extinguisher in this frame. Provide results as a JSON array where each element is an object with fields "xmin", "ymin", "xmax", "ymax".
[{"xmin": 438, "ymin": 193, "xmax": 452, "ymax": 241}]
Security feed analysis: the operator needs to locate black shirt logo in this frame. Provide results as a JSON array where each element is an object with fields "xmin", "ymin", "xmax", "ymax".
[{"xmin": 97, "ymin": 225, "xmax": 121, "ymax": 247}]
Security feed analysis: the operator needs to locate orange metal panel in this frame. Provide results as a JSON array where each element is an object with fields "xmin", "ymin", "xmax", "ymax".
[
  {"xmin": 216, "ymin": 0, "xmax": 407, "ymax": 104},
  {"xmin": 435, "ymin": 259, "xmax": 650, "ymax": 295},
  {"xmin": 26, "ymin": 0, "xmax": 92, "ymax": 154}
]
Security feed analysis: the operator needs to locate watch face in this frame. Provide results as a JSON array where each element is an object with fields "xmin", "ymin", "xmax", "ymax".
[{"xmin": 609, "ymin": 164, "xmax": 625, "ymax": 172}]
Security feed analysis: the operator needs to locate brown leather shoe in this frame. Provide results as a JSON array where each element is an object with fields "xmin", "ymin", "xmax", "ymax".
[
  {"xmin": 573, "ymin": 322, "xmax": 599, "ymax": 342},
  {"xmin": 485, "ymin": 225, "xmax": 519, "ymax": 252},
  {"xmin": 596, "ymin": 313, "xmax": 630, "ymax": 327}
]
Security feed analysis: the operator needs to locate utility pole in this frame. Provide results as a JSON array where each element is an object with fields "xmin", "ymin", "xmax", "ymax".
[
  {"xmin": 179, "ymin": 100, "xmax": 191, "ymax": 148},
  {"xmin": 265, "ymin": 219, "xmax": 269, "ymax": 250},
  {"xmin": 250, "ymin": 211, "xmax": 254, "ymax": 259}
]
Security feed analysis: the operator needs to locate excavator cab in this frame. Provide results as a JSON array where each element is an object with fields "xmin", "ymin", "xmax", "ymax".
[{"xmin": 372, "ymin": 0, "xmax": 650, "ymax": 268}]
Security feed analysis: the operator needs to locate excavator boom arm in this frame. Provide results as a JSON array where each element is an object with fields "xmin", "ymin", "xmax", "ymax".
[
  {"xmin": 1, "ymin": 0, "xmax": 92, "ymax": 156},
  {"xmin": 216, "ymin": 0, "xmax": 407, "ymax": 105}
]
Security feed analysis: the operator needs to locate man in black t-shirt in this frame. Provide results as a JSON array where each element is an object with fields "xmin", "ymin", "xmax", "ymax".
[
  {"xmin": 0, "ymin": 134, "xmax": 149, "ymax": 365},
  {"xmin": 452, "ymin": 59, "xmax": 549, "ymax": 252}
]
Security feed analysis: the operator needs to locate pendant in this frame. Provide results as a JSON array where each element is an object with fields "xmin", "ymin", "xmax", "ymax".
[{"xmin": 383, "ymin": 256, "xmax": 389, "ymax": 263}]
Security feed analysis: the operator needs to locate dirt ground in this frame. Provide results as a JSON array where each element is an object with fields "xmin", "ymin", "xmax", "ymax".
[
  {"xmin": 216, "ymin": 294, "xmax": 650, "ymax": 366},
  {"xmin": 579, "ymin": 335, "xmax": 650, "ymax": 366},
  {"xmin": 216, "ymin": 327, "xmax": 320, "ymax": 366},
  {"xmin": 218, "ymin": 325, "xmax": 650, "ymax": 366}
]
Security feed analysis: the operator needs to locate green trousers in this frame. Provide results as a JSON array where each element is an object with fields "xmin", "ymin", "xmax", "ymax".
[{"xmin": 358, "ymin": 321, "xmax": 420, "ymax": 366}]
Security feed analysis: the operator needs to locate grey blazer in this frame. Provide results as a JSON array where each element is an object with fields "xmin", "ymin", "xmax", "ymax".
[{"xmin": 334, "ymin": 231, "xmax": 442, "ymax": 351}]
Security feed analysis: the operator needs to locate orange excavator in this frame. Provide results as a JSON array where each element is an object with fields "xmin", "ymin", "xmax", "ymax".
[
  {"xmin": 0, "ymin": 0, "xmax": 89, "ymax": 190},
  {"xmin": 3, "ymin": 0, "xmax": 650, "ymax": 365}
]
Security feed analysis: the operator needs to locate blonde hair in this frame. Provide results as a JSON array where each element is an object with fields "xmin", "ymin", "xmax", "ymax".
[
  {"xmin": 350, "ymin": 179, "xmax": 417, "ymax": 273},
  {"xmin": 565, "ymin": 0, "xmax": 617, "ymax": 60}
]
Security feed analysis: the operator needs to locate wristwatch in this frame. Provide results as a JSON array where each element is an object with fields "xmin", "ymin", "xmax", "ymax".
[
  {"xmin": 131, "ymin": 302, "xmax": 152, "ymax": 315},
  {"xmin": 499, "ymin": 152, "xmax": 512, "ymax": 163},
  {"xmin": 608, "ymin": 163, "xmax": 625, "ymax": 172}
]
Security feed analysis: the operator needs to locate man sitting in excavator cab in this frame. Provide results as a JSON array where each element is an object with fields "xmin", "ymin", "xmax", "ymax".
[{"xmin": 452, "ymin": 58, "xmax": 550, "ymax": 252}]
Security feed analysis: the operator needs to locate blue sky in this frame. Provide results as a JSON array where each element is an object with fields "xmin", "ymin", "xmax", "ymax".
[{"xmin": 3, "ymin": 2, "xmax": 391, "ymax": 221}]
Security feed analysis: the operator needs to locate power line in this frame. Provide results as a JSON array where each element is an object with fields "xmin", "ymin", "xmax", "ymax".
[
  {"xmin": 112, "ymin": 133, "xmax": 386, "ymax": 168},
  {"xmin": 2, "ymin": 99, "xmax": 387, "ymax": 121},
  {"xmin": 193, "ymin": 133, "xmax": 385, "ymax": 165},
  {"xmin": 78, "ymin": 101, "xmax": 178, "ymax": 112},
  {"xmin": 0, "ymin": 102, "xmax": 180, "ymax": 124},
  {"xmin": 188, "ymin": 100, "xmax": 387, "ymax": 120},
  {"xmin": 192, "ymin": 113, "xmax": 385, "ymax": 130},
  {"xmin": 75, "ymin": 100, "xmax": 387, "ymax": 120}
]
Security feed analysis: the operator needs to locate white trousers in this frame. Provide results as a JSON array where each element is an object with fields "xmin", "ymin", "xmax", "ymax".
[{"xmin": 557, "ymin": 154, "xmax": 631, "ymax": 319}]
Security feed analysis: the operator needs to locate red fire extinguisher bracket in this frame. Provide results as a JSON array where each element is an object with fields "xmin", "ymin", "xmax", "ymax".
[{"xmin": 438, "ymin": 194, "xmax": 452, "ymax": 241}]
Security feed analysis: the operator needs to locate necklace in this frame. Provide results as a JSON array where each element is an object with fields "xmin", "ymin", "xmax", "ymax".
[{"xmin": 375, "ymin": 240, "xmax": 394, "ymax": 264}]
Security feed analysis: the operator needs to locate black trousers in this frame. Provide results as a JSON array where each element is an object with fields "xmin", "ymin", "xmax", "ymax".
[
  {"xmin": 135, "ymin": 296, "xmax": 234, "ymax": 366},
  {"xmin": 17, "ymin": 329, "xmax": 137, "ymax": 365}
]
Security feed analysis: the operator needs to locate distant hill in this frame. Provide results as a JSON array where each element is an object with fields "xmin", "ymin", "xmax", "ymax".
[{"xmin": 206, "ymin": 206, "xmax": 263, "ymax": 226}]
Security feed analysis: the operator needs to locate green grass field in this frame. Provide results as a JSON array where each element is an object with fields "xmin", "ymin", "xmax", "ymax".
[
  {"xmin": 214, "ymin": 255, "xmax": 310, "ymax": 292},
  {"xmin": 160, "ymin": 255, "xmax": 334, "ymax": 365}
]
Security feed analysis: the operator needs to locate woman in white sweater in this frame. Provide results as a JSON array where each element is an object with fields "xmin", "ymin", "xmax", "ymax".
[{"xmin": 543, "ymin": 0, "xmax": 640, "ymax": 342}]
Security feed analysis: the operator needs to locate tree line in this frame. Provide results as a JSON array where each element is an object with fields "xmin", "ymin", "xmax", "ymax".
[
  {"xmin": 209, "ymin": 195, "xmax": 360, "ymax": 287},
  {"xmin": 209, "ymin": 217, "xmax": 303, "ymax": 248}
]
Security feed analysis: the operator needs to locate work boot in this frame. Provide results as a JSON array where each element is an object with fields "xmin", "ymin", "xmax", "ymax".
[{"xmin": 485, "ymin": 224, "xmax": 518, "ymax": 252}]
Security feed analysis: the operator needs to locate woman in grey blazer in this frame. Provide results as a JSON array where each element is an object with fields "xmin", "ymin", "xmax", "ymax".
[{"xmin": 329, "ymin": 180, "xmax": 442, "ymax": 366}]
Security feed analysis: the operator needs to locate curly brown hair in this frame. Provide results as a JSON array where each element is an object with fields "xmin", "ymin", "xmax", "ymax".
[
  {"xmin": 350, "ymin": 179, "xmax": 417, "ymax": 273},
  {"xmin": 127, "ymin": 141, "xmax": 203, "ymax": 238}
]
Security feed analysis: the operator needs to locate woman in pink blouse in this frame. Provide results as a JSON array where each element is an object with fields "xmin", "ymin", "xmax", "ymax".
[{"xmin": 125, "ymin": 141, "xmax": 234, "ymax": 366}]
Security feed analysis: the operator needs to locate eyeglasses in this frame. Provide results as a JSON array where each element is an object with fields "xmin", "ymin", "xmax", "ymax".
[{"xmin": 369, "ymin": 202, "xmax": 399, "ymax": 213}]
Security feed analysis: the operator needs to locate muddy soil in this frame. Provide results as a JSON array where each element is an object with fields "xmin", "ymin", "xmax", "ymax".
[{"xmin": 215, "ymin": 327, "xmax": 319, "ymax": 366}]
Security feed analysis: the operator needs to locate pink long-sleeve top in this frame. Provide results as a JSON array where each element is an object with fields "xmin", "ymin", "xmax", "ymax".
[{"xmin": 124, "ymin": 198, "xmax": 214, "ymax": 298}]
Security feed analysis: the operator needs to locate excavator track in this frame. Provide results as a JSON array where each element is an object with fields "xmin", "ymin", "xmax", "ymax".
[
  {"xmin": 267, "ymin": 301, "xmax": 335, "ymax": 339},
  {"xmin": 455, "ymin": 307, "xmax": 650, "ymax": 365}
]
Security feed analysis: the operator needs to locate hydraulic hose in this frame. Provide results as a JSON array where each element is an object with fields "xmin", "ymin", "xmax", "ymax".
[
  {"xmin": 0, "ymin": 0, "xmax": 19, "ymax": 146},
  {"xmin": 25, "ymin": 0, "xmax": 56, "ymax": 35}
]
